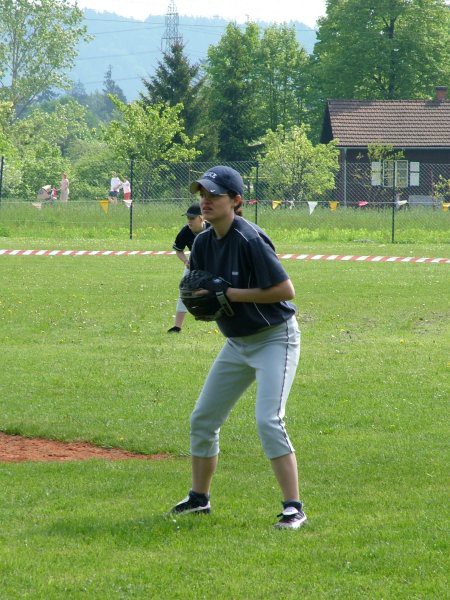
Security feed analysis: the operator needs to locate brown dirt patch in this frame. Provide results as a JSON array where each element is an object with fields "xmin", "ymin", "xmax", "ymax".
[{"xmin": 0, "ymin": 432, "xmax": 170, "ymax": 463}]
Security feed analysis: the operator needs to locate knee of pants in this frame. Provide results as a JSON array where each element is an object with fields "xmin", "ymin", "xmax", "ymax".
[
  {"xmin": 255, "ymin": 415, "xmax": 293, "ymax": 459},
  {"xmin": 190, "ymin": 408, "xmax": 220, "ymax": 457}
]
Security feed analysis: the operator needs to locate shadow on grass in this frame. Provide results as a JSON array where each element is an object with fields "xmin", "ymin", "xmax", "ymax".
[{"xmin": 41, "ymin": 512, "xmax": 215, "ymax": 547}]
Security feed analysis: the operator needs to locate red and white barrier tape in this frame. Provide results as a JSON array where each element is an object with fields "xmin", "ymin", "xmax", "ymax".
[{"xmin": 0, "ymin": 249, "xmax": 449, "ymax": 264}]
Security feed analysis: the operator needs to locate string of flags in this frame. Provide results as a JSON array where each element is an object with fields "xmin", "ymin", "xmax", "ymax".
[
  {"xmin": 307, "ymin": 201, "xmax": 318, "ymax": 215},
  {"xmin": 29, "ymin": 198, "xmax": 449, "ymax": 213},
  {"xmin": 99, "ymin": 199, "xmax": 109, "ymax": 214},
  {"xmin": 99, "ymin": 199, "xmax": 133, "ymax": 213},
  {"xmin": 395, "ymin": 199, "xmax": 408, "ymax": 209}
]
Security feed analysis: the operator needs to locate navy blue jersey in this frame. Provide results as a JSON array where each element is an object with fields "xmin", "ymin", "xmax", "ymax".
[
  {"xmin": 172, "ymin": 223, "xmax": 210, "ymax": 252},
  {"xmin": 190, "ymin": 216, "xmax": 296, "ymax": 337}
]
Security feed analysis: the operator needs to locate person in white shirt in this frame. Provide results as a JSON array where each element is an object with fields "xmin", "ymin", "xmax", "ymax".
[
  {"xmin": 122, "ymin": 176, "xmax": 131, "ymax": 201},
  {"xmin": 109, "ymin": 172, "xmax": 122, "ymax": 204}
]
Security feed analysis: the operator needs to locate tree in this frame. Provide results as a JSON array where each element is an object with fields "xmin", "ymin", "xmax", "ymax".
[
  {"xmin": 100, "ymin": 65, "xmax": 127, "ymax": 121},
  {"xmin": 206, "ymin": 22, "xmax": 264, "ymax": 161},
  {"xmin": 0, "ymin": 101, "xmax": 13, "ymax": 155},
  {"xmin": 103, "ymin": 97, "xmax": 200, "ymax": 164},
  {"xmin": 0, "ymin": 0, "xmax": 89, "ymax": 119},
  {"xmin": 4, "ymin": 99, "xmax": 93, "ymax": 198},
  {"xmin": 313, "ymin": 0, "xmax": 450, "ymax": 101},
  {"xmin": 140, "ymin": 42, "xmax": 204, "ymax": 139},
  {"xmin": 258, "ymin": 25, "xmax": 309, "ymax": 132},
  {"xmin": 11, "ymin": 99, "xmax": 91, "ymax": 156},
  {"xmin": 69, "ymin": 80, "xmax": 89, "ymax": 105},
  {"xmin": 258, "ymin": 124, "xmax": 339, "ymax": 202}
]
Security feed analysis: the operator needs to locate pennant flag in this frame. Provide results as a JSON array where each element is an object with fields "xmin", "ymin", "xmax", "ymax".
[
  {"xmin": 329, "ymin": 201, "xmax": 339, "ymax": 211},
  {"xmin": 442, "ymin": 202, "xmax": 450, "ymax": 212},
  {"xmin": 31, "ymin": 202, "xmax": 42, "ymax": 210},
  {"xmin": 358, "ymin": 201, "xmax": 369, "ymax": 208},
  {"xmin": 395, "ymin": 199, "xmax": 408, "ymax": 209},
  {"xmin": 99, "ymin": 199, "xmax": 109, "ymax": 214},
  {"xmin": 272, "ymin": 200, "xmax": 282, "ymax": 210},
  {"xmin": 248, "ymin": 199, "xmax": 258, "ymax": 205},
  {"xmin": 123, "ymin": 199, "xmax": 132, "ymax": 209},
  {"xmin": 307, "ymin": 201, "xmax": 318, "ymax": 215}
]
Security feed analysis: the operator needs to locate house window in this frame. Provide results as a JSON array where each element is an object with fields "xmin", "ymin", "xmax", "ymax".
[
  {"xmin": 371, "ymin": 161, "xmax": 382, "ymax": 186},
  {"xmin": 409, "ymin": 162, "xmax": 420, "ymax": 186},
  {"xmin": 371, "ymin": 160, "xmax": 409, "ymax": 187},
  {"xmin": 382, "ymin": 160, "xmax": 408, "ymax": 188}
]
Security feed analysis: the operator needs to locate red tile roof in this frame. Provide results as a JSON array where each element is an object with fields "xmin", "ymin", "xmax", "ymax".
[{"xmin": 326, "ymin": 99, "xmax": 450, "ymax": 148}]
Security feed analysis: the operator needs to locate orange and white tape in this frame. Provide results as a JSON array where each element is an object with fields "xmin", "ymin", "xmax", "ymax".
[{"xmin": 0, "ymin": 249, "xmax": 449, "ymax": 264}]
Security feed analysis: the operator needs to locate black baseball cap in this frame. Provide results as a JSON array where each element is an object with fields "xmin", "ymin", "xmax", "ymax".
[
  {"xmin": 183, "ymin": 203, "xmax": 201, "ymax": 217},
  {"xmin": 189, "ymin": 166, "xmax": 244, "ymax": 197}
]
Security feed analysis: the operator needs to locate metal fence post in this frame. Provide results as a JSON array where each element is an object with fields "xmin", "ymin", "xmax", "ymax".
[
  {"xmin": 391, "ymin": 163, "xmax": 397, "ymax": 243},
  {"xmin": 129, "ymin": 201, "xmax": 133, "ymax": 240},
  {"xmin": 0, "ymin": 156, "xmax": 4, "ymax": 206},
  {"xmin": 130, "ymin": 157, "xmax": 134, "ymax": 239},
  {"xmin": 255, "ymin": 161, "xmax": 259, "ymax": 225}
]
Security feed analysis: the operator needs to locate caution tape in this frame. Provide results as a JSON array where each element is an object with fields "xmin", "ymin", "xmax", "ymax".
[{"xmin": 0, "ymin": 249, "xmax": 449, "ymax": 264}]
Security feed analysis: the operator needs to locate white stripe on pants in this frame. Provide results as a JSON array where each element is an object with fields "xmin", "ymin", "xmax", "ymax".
[{"xmin": 190, "ymin": 316, "xmax": 300, "ymax": 459}]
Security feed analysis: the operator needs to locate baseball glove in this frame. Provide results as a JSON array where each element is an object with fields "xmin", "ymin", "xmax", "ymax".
[{"xmin": 179, "ymin": 270, "xmax": 234, "ymax": 321}]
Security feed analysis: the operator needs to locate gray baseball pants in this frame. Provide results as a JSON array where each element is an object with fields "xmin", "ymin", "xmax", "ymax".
[{"xmin": 190, "ymin": 316, "xmax": 300, "ymax": 459}]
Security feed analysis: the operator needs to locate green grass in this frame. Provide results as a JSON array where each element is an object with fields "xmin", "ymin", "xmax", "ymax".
[
  {"xmin": 1, "ymin": 200, "xmax": 449, "ymax": 246},
  {"xmin": 0, "ymin": 254, "xmax": 449, "ymax": 598}
]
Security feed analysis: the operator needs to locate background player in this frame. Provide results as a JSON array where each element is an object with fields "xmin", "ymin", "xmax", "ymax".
[{"xmin": 167, "ymin": 203, "xmax": 209, "ymax": 333}]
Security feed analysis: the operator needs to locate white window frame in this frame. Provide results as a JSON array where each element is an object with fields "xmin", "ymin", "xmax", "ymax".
[
  {"xmin": 409, "ymin": 162, "xmax": 420, "ymax": 186},
  {"xmin": 382, "ymin": 160, "xmax": 408, "ymax": 188}
]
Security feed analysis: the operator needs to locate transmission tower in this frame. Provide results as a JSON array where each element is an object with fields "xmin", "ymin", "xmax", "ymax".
[{"xmin": 161, "ymin": 1, "xmax": 182, "ymax": 52}]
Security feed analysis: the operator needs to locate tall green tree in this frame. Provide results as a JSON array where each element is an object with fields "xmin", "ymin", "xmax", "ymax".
[
  {"xmin": 258, "ymin": 25, "xmax": 309, "ymax": 131},
  {"xmin": 0, "ymin": 0, "xmax": 89, "ymax": 119},
  {"xmin": 206, "ymin": 22, "xmax": 263, "ymax": 161},
  {"xmin": 0, "ymin": 101, "xmax": 13, "ymax": 155},
  {"xmin": 314, "ymin": 0, "xmax": 450, "ymax": 100},
  {"xmin": 103, "ymin": 97, "xmax": 200, "ymax": 164},
  {"xmin": 140, "ymin": 42, "xmax": 204, "ymax": 139},
  {"xmin": 99, "ymin": 65, "xmax": 127, "ymax": 121}
]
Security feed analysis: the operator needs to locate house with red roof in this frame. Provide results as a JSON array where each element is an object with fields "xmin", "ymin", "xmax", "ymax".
[{"xmin": 320, "ymin": 87, "xmax": 450, "ymax": 206}]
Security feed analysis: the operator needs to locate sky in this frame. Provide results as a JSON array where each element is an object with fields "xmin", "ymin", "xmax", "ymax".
[{"xmin": 76, "ymin": 0, "xmax": 327, "ymax": 28}]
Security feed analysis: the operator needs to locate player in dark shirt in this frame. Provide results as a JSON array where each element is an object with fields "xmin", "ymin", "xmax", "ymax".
[
  {"xmin": 170, "ymin": 166, "xmax": 306, "ymax": 530},
  {"xmin": 167, "ymin": 204, "xmax": 209, "ymax": 333}
]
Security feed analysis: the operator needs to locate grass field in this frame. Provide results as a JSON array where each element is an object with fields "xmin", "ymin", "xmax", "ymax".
[
  {"xmin": 0, "ymin": 239, "xmax": 449, "ymax": 598},
  {"xmin": 1, "ymin": 200, "xmax": 449, "ymax": 246}
]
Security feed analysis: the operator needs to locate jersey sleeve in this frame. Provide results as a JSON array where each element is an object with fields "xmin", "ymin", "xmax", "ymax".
[
  {"xmin": 172, "ymin": 226, "xmax": 189, "ymax": 251},
  {"xmin": 246, "ymin": 237, "xmax": 290, "ymax": 289}
]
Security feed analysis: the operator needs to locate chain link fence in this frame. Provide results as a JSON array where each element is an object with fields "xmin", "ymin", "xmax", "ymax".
[{"xmin": 0, "ymin": 159, "xmax": 449, "ymax": 244}]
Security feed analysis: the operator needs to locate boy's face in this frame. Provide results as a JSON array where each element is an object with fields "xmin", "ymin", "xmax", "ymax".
[{"xmin": 187, "ymin": 215, "xmax": 204, "ymax": 233}]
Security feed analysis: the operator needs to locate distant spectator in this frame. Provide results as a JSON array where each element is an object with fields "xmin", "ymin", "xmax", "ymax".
[
  {"xmin": 60, "ymin": 173, "xmax": 69, "ymax": 203},
  {"xmin": 122, "ymin": 176, "xmax": 131, "ymax": 201},
  {"xmin": 109, "ymin": 172, "xmax": 122, "ymax": 205}
]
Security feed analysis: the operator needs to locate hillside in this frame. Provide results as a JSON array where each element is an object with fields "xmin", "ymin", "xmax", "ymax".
[{"xmin": 70, "ymin": 9, "xmax": 317, "ymax": 101}]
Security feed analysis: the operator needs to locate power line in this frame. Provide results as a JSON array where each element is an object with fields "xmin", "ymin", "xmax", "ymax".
[
  {"xmin": 78, "ymin": 49, "xmax": 160, "ymax": 61},
  {"xmin": 85, "ymin": 18, "xmax": 317, "ymax": 35},
  {"xmin": 84, "ymin": 16, "xmax": 317, "ymax": 31},
  {"xmin": 83, "ymin": 75, "xmax": 145, "ymax": 85}
]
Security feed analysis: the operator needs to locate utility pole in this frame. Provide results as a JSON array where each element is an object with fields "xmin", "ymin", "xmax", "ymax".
[{"xmin": 161, "ymin": 1, "xmax": 182, "ymax": 53}]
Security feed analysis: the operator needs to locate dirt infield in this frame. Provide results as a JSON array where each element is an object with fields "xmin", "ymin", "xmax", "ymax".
[{"xmin": 0, "ymin": 432, "xmax": 169, "ymax": 463}]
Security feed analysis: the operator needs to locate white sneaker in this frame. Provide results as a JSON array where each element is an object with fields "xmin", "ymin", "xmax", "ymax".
[{"xmin": 274, "ymin": 505, "xmax": 307, "ymax": 530}]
